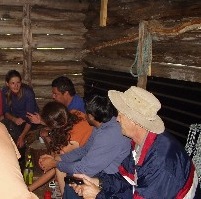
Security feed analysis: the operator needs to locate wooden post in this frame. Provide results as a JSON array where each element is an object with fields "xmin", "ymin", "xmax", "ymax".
[
  {"xmin": 100, "ymin": 0, "xmax": 108, "ymax": 27},
  {"xmin": 137, "ymin": 21, "xmax": 152, "ymax": 89},
  {"xmin": 22, "ymin": 4, "xmax": 32, "ymax": 86}
]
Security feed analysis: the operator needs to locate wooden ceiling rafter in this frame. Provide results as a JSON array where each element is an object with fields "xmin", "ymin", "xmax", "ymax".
[
  {"xmin": 86, "ymin": 18, "xmax": 201, "ymax": 53},
  {"xmin": 100, "ymin": 0, "xmax": 108, "ymax": 27}
]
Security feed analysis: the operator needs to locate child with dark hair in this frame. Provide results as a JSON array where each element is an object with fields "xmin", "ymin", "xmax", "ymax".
[
  {"xmin": 40, "ymin": 101, "xmax": 90, "ymax": 154},
  {"xmin": 27, "ymin": 101, "xmax": 92, "ymax": 193}
]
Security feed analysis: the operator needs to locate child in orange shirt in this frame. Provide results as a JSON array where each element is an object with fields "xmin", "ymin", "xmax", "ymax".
[{"xmin": 27, "ymin": 101, "xmax": 92, "ymax": 194}]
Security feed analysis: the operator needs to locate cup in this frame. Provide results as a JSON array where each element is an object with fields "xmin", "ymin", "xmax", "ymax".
[{"xmin": 39, "ymin": 136, "xmax": 45, "ymax": 144}]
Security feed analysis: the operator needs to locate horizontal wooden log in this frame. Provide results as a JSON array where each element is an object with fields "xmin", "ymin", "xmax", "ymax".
[
  {"xmin": 151, "ymin": 62, "xmax": 201, "ymax": 83},
  {"xmin": 0, "ymin": 62, "xmax": 23, "ymax": 74},
  {"xmin": 107, "ymin": 0, "xmax": 201, "ymax": 25},
  {"xmin": 36, "ymin": 98, "xmax": 52, "ymax": 111},
  {"xmin": 31, "ymin": 7, "xmax": 86, "ymax": 22},
  {"xmin": 84, "ymin": 33, "xmax": 201, "ymax": 64},
  {"xmin": 0, "ymin": 5, "xmax": 86, "ymax": 22},
  {"xmin": 88, "ymin": 42, "xmax": 136, "ymax": 59},
  {"xmin": 0, "ymin": 73, "xmax": 84, "ymax": 88},
  {"xmin": 32, "ymin": 61, "xmax": 85, "ymax": 75},
  {"xmin": 32, "ymin": 20, "xmax": 87, "ymax": 35},
  {"xmin": 32, "ymin": 74, "xmax": 84, "ymax": 86},
  {"xmin": 0, "ymin": 49, "xmax": 23, "ymax": 61},
  {"xmin": 32, "ymin": 49, "xmax": 83, "ymax": 62},
  {"xmin": 0, "ymin": 79, "xmax": 5, "ymax": 87},
  {"xmin": 153, "ymin": 30, "xmax": 201, "ymax": 42},
  {"xmin": 33, "ymin": 86, "xmax": 52, "ymax": 98},
  {"xmin": 85, "ymin": 20, "xmax": 201, "ymax": 53},
  {"xmin": 0, "ymin": 5, "xmax": 22, "ymax": 20},
  {"xmin": 153, "ymin": 54, "xmax": 201, "ymax": 67},
  {"xmin": 152, "ymin": 39, "xmax": 201, "ymax": 65},
  {"xmin": 0, "ymin": 49, "xmax": 84, "ymax": 62},
  {"xmin": 83, "ymin": 54, "xmax": 201, "ymax": 83},
  {"xmin": 94, "ymin": 28, "xmax": 201, "ymax": 47},
  {"xmin": 0, "ymin": 20, "xmax": 87, "ymax": 35},
  {"xmin": 0, "ymin": 60, "xmax": 89, "ymax": 87},
  {"xmin": 84, "ymin": 55, "xmax": 134, "ymax": 73},
  {"xmin": 32, "ymin": 35, "xmax": 85, "ymax": 48},
  {"xmin": 152, "ymin": 42, "xmax": 201, "ymax": 61},
  {"xmin": 0, "ymin": 0, "xmax": 89, "ymax": 11},
  {"xmin": 0, "ymin": 20, "xmax": 22, "ymax": 34},
  {"xmin": 85, "ymin": 26, "xmax": 139, "ymax": 48},
  {"xmin": 34, "ymin": 84, "xmax": 84, "ymax": 98},
  {"xmin": 149, "ymin": 18, "xmax": 201, "ymax": 37},
  {"xmin": 0, "ymin": 35, "xmax": 22, "ymax": 48},
  {"xmin": 0, "ymin": 34, "xmax": 85, "ymax": 48}
]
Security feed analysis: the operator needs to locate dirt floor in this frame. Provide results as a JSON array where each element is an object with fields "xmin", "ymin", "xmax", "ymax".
[
  {"xmin": 31, "ymin": 171, "xmax": 50, "ymax": 199},
  {"xmin": 31, "ymin": 170, "xmax": 62, "ymax": 199},
  {"xmin": 22, "ymin": 148, "xmax": 52, "ymax": 198},
  {"xmin": 25, "ymin": 132, "xmax": 61, "ymax": 198},
  {"xmin": 33, "ymin": 183, "xmax": 49, "ymax": 199},
  {"xmin": 25, "ymin": 137, "xmax": 50, "ymax": 198}
]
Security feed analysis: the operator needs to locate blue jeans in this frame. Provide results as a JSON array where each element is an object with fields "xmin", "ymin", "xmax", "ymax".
[{"xmin": 63, "ymin": 184, "xmax": 82, "ymax": 199}]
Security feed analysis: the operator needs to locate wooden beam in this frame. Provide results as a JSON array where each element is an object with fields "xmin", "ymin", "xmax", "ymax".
[
  {"xmin": 100, "ymin": 0, "xmax": 108, "ymax": 27},
  {"xmin": 136, "ymin": 21, "xmax": 151, "ymax": 89},
  {"xmin": 22, "ymin": 4, "xmax": 32, "ymax": 86},
  {"xmin": 0, "ymin": 0, "xmax": 89, "ymax": 11}
]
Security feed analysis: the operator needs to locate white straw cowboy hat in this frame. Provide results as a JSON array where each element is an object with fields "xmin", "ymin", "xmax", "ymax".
[{"xmin": 108, "ymin": 86, "xmax": 165, "ymax": 134}]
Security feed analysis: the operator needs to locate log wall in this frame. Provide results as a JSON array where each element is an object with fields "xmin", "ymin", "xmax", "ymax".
[
  {"xmin": 82, "ymin": 0, "xmax": 201, "ymax": 143},
  {"xmin": 0, "ymin": 0, "xmax": 89, "ymax": 109},
  {"xmin": 83, "ymin": 0, "xmax": 201, "ymax": 83}
]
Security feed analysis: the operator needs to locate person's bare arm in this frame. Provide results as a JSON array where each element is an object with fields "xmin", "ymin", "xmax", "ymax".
[
  {"xmin": 55, "ymin": 169, "xmax": 66, "ymax": 195},
  {"xmin": 60, "ymin": 141, "xmax": 79, "ymax": 154},
  {"xmin": 27, "ymin": 112, "xmax": 44, "ymax": 125},
  {"xmin": 39, "ymin": 154, "xmax": 59, "ymax": 172},
  {"xmin": 17, "ymin": 122, "xmax": 31, "ymax": 148},
  {"xmin": 0, "ymin": 115, "xmax": 4, "ymax": 121},
  {"xmin": 28, "ymin": 169, "xmax": 56, "ymax": 192},
  {"xmin": 5, "ymin": 112, "xmax": 25, "ymax": 125},
  {"xmin": 39, "ymin": 140, "xmax": 79, "ymax": 171}
]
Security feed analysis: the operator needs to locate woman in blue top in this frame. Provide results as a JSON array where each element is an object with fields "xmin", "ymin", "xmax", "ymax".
[{"xmin": 2, "ymin": 70, "xmax": 39, "ymax": 149}]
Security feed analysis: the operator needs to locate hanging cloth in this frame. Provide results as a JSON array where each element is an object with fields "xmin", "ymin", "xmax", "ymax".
[{"xmin": 130, "ymin": 22, "xmax": 152, "ymax": 78}]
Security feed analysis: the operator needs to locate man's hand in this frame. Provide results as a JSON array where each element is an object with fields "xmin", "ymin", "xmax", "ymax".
[
  {"xmin": 82, "ymin": 178, "xmax": 100, "ymax": 199},
  {"xmin": 39, "ymin": 154, "xmax": 57, "ymax": 172},
  {"xmin": 17, "ymin": 134, "xmax": 25, "ymax": 148},
  {"xmin": 70, "ymin": 174, "xmax": 101, "ymax": 199},
  {"xmin": 15, "ymin": 117, "xmax": 25, "ymax": 125},
  {"xmin": 73, "ymin": 174, "xmax": 99, "ymax": 186},
  {"xmin": 27, "ymin": 112, "xmax": 41, "ymax": 124}
]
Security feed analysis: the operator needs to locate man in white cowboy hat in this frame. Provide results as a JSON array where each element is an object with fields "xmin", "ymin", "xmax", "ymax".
[{"xmin": 69, "ymin": 86, "xmax": 201, "ymax": 199}]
